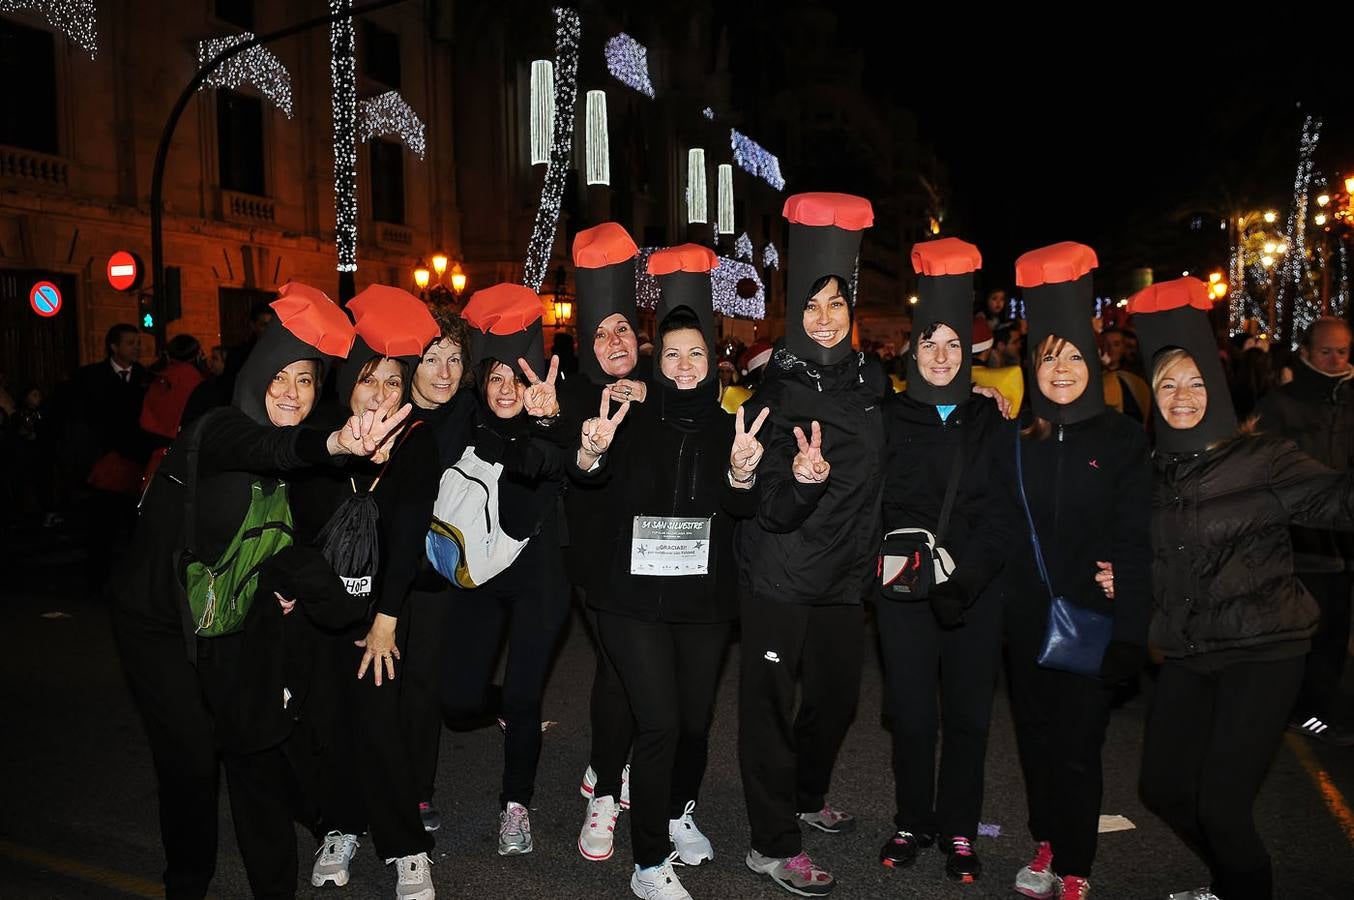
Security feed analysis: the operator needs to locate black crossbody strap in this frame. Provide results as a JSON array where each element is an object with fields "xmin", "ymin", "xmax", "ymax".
[
  {"xmin": 935, "ymin": 437, "xmax": 965, "ymax": 544},
  {"xmin": 1015, "ymin": 429, "xmax": 1055, "ymax": 601}
]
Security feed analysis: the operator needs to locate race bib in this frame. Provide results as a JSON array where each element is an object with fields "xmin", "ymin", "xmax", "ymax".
[{"xmin": 630, "ymin": 517, "xmax": 712, "ymax": 576}]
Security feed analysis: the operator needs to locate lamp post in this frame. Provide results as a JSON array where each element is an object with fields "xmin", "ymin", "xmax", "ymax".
[{"xmin": 413, "ymin": 253, "xmax": 467, "ymax": 309}]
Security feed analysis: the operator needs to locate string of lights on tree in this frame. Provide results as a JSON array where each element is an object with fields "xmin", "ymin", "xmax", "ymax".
[
  {"xmin": 604, "ymin": 32, "xmax": 655, "ymax": 97},
  {"xmin": 0, "ymin": 0, "xmax": 97, "ymax": 58},
  {"xmin": 522, "ymin": 7, "xmax": 580, "ymax": 292},
  {"xmin": 762, "ymin": 242, "xmax": 779, "ymax": 270},
  {"xmin": 1276, "ymin": 116, "xmax": 1321, "ymax": 346},
  {"xmin": 329, "ymin": 0, "xmax": 358, "ymax": 273},
  {"xmin": 634, "ymin": 249, "xmax": 765, "ymax": 319},
  {"xmin": 358, "ymin": 90, "xmax": 426, "ymax": 159},
  {"xmin": 197, "ymin": 33, "xmax": 294, "ymax": 118}
]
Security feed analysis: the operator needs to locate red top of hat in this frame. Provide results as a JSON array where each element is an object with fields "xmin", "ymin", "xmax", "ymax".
[
  {"xmin": 911, "ymin": 237, "xmax": 982, "ymax": 276},
  {"xmin": 647, "ymin": 244, "xmax": 720, "ymax": 276},
  {"xmin": 573, "ymin": 222, "xmax": 639, "ymax": 269},
  {"xmin": 271, "ymin": 282, "xmax": 356, "ymax": 357},
  {"xmin": 1127, "ymin": 277, "xmax": 1211, "ymax": 315},
  {"xmin": 1015, "ymin": 242, "xmax": 1099, "ymax": 288},
  {"xmin": 972, "ymin": 315, "xmax": 993, "ymax": 345},
  {"xmin": 462, "ymin": 283, "xmax": 543, "ymax": 335},
  {"xmin": 782, "ymin": 192, "xmax": 875, "ymax": 230},
  {"xmin": 347, "ymin": 284, "xmax": 439, "ymax": 357}
]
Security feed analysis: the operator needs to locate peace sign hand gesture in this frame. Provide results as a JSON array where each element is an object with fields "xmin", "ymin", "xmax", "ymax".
[
  {"xmin": 791, "ymin": 420, "xmax": 831, "ymax": 484},
  {"xmin": 578, "ymin": 390, "xmax": 631, "ymax": 469},
  {"xmin": 329, "ymin": 389, "xmax": 413, "ymax": 458},
  {"xmin": 519, "ymin": 355, "xmax": 561, "ymax": 419},
  {"xmin": 729, "ymin": 405, "xmax": 771, "ymax": 487}
]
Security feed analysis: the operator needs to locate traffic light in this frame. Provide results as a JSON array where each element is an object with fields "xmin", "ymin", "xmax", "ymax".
[{"xmin": 138, "ymin": 291, "xmax": 154, "ymax": 330}]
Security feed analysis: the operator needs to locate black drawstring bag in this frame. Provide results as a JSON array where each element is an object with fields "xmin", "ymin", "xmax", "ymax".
[{"xmin": 316, "ymin": 421, "xmax": 422, "ymax": 598}]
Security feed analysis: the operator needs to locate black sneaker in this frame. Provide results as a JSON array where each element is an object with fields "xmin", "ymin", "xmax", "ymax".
[
  {"xmin": 1289, "ymin": 715, "xmax": 1354, "ymax": 747},
  {"xmin": 419, "ymin": 800, "xmax": 441, "ymax": 832},
  {"xmin": 943, "ymin": 835, "xmax": 982, "ymax": 883},
  {"xmin": 879, "ymin": 830, "xmax": 934, "ymax": 869}
]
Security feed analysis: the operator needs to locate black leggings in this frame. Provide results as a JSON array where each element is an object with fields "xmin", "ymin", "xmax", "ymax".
[
  {"xmin": 875, "ymin": 590, "xmax": 1002, "ymax": 839},
  {"xmin": 1006, "ymin": 603, "xmax": 1112, "ymax": 877},
  {"xmin": 738, "ymin": 591, "xmax": 864, "ymax": 859},
  {"xmin": 439, "ymin": 570, "xmax": 570, "ymax": 808},
  {"xmin": 596, "ymin": 612, "xmax": 732, "ymax": 867},
  {"xmin": 585, "ymin": 603, "xmax": 636, "ymax": 800},
  {"xmin": 1139, "ymin": 656, "xmax": 1304, "ymax": 900},
  {"xmin": 401, "ymin": 586, "xmax": 451, "ymax": 804}
]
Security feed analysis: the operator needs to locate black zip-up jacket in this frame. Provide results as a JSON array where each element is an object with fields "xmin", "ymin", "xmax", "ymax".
[
  {"xmin": 1003, "ymin": 411, "xmax": 1153, "ymax": 647},
  {"xmin": 881, "ymin": 393, "xmax": 1015, "ymax": 601},
  {"xmin": 1150, "ymin": 432, "xmax": 1354, "ymax": 662},
  {"xmin": 1253, "ymin": 360, "xmax": 1354, "ymax": 572},
  {"xmin": 734, "ymin": 346, "xmax": 887, "ymax": 605},
  {"xmin": 582, "ymin": 391, "xmax": 756, "ymax": 622}
]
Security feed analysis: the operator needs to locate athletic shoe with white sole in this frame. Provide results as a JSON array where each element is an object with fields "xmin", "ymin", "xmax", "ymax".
[
  {"xmin": 311, "ymin": 831, "xmax": 360, "ymax": 887},
  {"xmin": 668, "ymin": 800, "xmax": 714, "ymax": 866},
  {"xmin": 797, "ymin": 803, "xmax": 855, "ymax": 834},
  {"xmin": 1014, "ymin": 840, "xmax": 1058, "ymax": 898},
  {"xmin": 631, "ymin": 852, "xmax": 693, "ymax": 900},
  {"xmin": 386, "ymin": 852, "xmax": 435, "ymax": 900},
  {"xmin": 579, "ymin": 794, "xmax": 620, "ymax": 861},
  {"xmin": 745, "ymin": 849, "xmax": 834, "ymax": 896},
  {"xmin": 580, "ymin": 763, "xmax": 632, "ymax": 808},
  {"xmin": 498, "ymin": 802, "xmax": 534, "ymax": 855}
]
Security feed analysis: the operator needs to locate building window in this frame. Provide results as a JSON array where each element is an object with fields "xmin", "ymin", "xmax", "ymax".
[
  {"xmin": 361, "ymin": 21, "xmax": 401, "ymax": 89},
  {"xmin": 369, "ymin": 139, "xmax": 404, "ymax": 224},
  {"xmin": 214, "ymin": 0, "xmax": 253, "ymax": 30},
  {"xmin": 0, "ymin": 18, "xmax": 58, "ymax": 154},
  {"xmin": 217, "ymin": 90, "xmax": 265, "ymax": 195}
]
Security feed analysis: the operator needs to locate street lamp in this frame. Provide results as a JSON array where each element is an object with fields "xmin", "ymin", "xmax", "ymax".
[{"xmin": 413, "ymin": 253, "xmax": 467, "ymax": 309}]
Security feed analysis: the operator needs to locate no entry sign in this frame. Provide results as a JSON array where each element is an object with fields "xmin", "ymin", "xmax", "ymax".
[
  {"xmin": 107, "ymin": 250, "xmax": 143, "ymax": 291},
  {"xmin": 30, "ymin": 281, "xmax": 62, "ymax": 317}
]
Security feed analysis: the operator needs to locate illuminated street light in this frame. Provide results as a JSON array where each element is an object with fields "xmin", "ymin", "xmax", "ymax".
[{"xmin": 1264, "ymin": 211, "xmax": 1277, "ymax": 223}]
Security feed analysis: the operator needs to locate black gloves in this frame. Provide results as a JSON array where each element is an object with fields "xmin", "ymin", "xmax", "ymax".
[
  {"xmin": 929, "ymin": 580, "xmax": 970, "ymax": 628},
  {"xmin": 1099, "ymin": 640, "xmax": 1148, "ymax": 684}
]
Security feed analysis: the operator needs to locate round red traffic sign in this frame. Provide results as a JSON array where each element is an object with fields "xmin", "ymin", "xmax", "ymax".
[
  {"xmin": 107, "ymin": 250, "xmax": 143, "ymax": 291},
  {"xmin": 30, "ymin": 281, "xmax": 62, "ymax": 317}
]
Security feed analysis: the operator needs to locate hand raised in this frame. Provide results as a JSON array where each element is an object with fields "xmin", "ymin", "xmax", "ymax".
[
  {"xmin": 730, "ymin": 405, "xmax": 771, "ymax": 480},
  {"xmin": 519, "ymin": 354, "xmax": 561, "ymax": 418},
  {"xmin": 791, "ymin": 420, "xmax": 830, "ymax": 484}
]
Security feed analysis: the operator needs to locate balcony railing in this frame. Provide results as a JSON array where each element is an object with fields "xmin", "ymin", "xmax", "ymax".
[
  {"xmin": 0, "ymin": 146, "xmax": 70, "ymax": 187},
  {"xmin": 221, "ymin": 189, "xmax": 276, "ymax": 224}
]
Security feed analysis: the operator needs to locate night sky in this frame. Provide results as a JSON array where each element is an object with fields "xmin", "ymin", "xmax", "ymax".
[{"xmin": 841, "ymin": 11, "xmax": 1352, "ymax": 297}]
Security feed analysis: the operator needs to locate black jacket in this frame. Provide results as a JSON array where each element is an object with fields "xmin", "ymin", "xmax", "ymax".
[
  {"xmin": 1253, "ymin": 361, "xmax": 1354, "ymax": 572},
  {"xmin": 1150, "ymin": 432, "xmax": 1354, "ymax": 661},
  {"xmin": 582, "ymin": 390, "xmax": 756, "ymax": 622},
  {"xmin": 734, "ymin": 346, "xmax": 887, "ymax": 605},
  {"xmin": 1003, "ymin": 411, "xmax": 1153, "ymax": 648}
]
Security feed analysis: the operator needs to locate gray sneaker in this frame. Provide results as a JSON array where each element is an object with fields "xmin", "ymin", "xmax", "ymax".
[
  {"xmin": 311, "ymin": 831, "xmax": 360, "ymax": 887},
  {"xmin": 1014, "ymin": 841, "xmax": 1058, "ymax": 898},
  {"xmin": 746, "ymin": 849, "xmax": 834, "ymax": 896},
  {"xmin": 1167, "ymin": 892, "xmax": 1220, "ymax": 900},
  {"xmin": 499, "ymin": 803, "xmax": 534, "ymax": 855},
  {"xmin": 797, "ymin": 803, "xmax": 855, "ymax": 834},
  {"xmin": 386, "ymin": 852, "xmax": 435, "ymax": 900}
]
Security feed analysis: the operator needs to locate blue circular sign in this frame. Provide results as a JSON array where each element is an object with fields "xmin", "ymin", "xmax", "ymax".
[{"xmin": 30, "ymin": 281, "xmax": 62, "ymax": 318}]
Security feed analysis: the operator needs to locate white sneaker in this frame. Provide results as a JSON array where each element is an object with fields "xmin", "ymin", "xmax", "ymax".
[
  {"xmin": 631, "ymin": 852, "xmax": 693, "ymax": 900},
  {"xmin": 1167, "ymin": 891, "xmax": 1220, "ymax": 900},
  {"xmin": 311, "ymin": 831, "xmax": 360, "ymax": 887},
  {"xmin": 579, "ymin": 794, "xmax": 621, "ymax": 861},
  {"xmin": 499, "ymin": 802, "xmax": 534, "ymax": 855},
  {"xmin": 581, "ymin": 763, "xmax": 632, "ymax": 809},
  {"xmin": 386, "ymin": 852, "xmax": 435, "ymax": 900},
  {"xmin": 668, "ymin": 800, "xmax": 714, "ymax": 866}
]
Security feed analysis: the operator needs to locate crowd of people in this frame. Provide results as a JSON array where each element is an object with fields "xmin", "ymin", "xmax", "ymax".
[{"xmin": 11, "ymin": 192, "xmax": 1353, "ymax": 900}]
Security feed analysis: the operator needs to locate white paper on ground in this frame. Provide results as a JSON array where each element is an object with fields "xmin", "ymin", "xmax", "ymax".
[{"xmin": 1098, "ymin": 814, "xmax": 1136, "ymax": 833}]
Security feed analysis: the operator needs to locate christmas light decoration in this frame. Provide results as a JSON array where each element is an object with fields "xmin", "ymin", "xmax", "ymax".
[
  {"xmin": 762, "ymin": 242, "xmax": 779, "ymax": 270},
  {"xmin": 634, "ymin": 249, "xmax": 765, "ymax": 319},
  {"xmin": 702, "ymin": 107, "xmax": 714, "ymax": 120},
  {"xmin": 358, "ymin": 90, "xmax": 425, "ymax": 158},
  {"xmin": 585, "ymin": 89, "xmax": 609, "ymax": 186},
  {"xmin": 734, "ymin": 233, "xmax": 753, "ymax": 261},
  {"xmin": 198, "ymin": 33, "xmax": 294, "ymax": 117},
  {"xmin": 717, "ymin": 164, "xmax": 734, "ymax": 234},
  {"xmin": 604, "ymin": 32, "xmax": 655, "ymax": 98},
  {"xmin": 0, "ymin": 0, "xmax": 97, "ymax": 58},
  {"xmin": 730, "ymin": 129, "xmax": 785, "ymax": 191},
  {"xmin": 523, "ymin": 7, "xmax": 580, "ymax": 291},
  {"xmin": 687, "ymin": 148, "xmax": 707, "ymax": 224},
  {"xmin": 1336, "ymin": 244, "xmax": 1350, "ymax": 319},
  {"xmin": 330, "ymin": 0, "xmax": 358, "ymax": 273},
  {"xmin": 529, "ymin": 60, "xmax": 555, "ymax": 166},
  {"xmin": 1276, "ymin": 116, "xmax": 1321, "ymax": 347}
]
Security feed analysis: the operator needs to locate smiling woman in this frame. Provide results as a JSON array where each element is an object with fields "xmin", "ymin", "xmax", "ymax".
[{"xmin": 803, "ymin": 275, "xmax": 851, "ymax": 349}]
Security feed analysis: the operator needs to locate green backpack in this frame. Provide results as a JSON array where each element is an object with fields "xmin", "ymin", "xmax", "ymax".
[{"xmin": 173, "ymin": 411, "xmax": 295, "ymax": 638}]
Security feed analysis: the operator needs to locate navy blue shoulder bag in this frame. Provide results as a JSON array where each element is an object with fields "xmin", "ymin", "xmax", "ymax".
[{"xmin": 1015, "ymin": 430, "xmax": 1113, "ymax": 676}]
